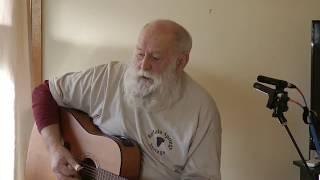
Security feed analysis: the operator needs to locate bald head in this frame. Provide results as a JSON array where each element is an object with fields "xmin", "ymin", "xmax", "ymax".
[
  {"xmin": 133, "ymin": 19, "xmax": 192, "ymax": 76},
  {"xmin": 142, "ymin": 19, "xmax": 192, "ymax": 53}
]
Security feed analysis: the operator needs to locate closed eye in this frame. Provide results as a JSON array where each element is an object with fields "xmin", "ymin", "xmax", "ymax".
[
  {"xmin": 152, "ymin": 56, "xmax": 160, "ymax": 61},
  {"xmin": 136, "ymin": 53, "xmax": 145, "ymax": 59}
]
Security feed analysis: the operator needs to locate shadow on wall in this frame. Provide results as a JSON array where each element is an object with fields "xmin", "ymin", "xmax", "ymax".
[
  {"xmin": 187, "ymin": 64, "xmax": 303, "ymax": 179},
  {"xmin": 44, "ymin": 37, "xmax": 134, "ymax": 78}
]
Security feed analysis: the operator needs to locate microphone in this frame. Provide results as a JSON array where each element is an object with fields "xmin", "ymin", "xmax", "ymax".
[
  {"xmin": 253, "ymin": 82, "xmax": 277, "ymax": 109},
  {"xmin": 257, "ymin": 75, "xmax": 296, "ymax": 88},
  {"xmin": 253, "ymin": 82, "xmax": 275, "ymax": 95}
]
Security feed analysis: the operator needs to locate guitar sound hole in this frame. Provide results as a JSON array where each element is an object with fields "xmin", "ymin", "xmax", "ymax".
[{"xmin": 79, "ymin": 158, "xmax": 97, "ymax": 180}]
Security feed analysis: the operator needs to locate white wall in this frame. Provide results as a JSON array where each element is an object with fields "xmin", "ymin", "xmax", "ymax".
[{"xmin": 41, "ymin": 0, "xmax": 320, "ymax": 179}]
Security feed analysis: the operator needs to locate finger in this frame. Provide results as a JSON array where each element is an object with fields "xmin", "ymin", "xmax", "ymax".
[
  {"xmin": 67, "ymin": 164, "xmax": 81, "ymax": 178},
  {"xmin": 59, "ymin": 164, "xmax": 78, "ymax": 177},
  {"xmin": 68, "ymin": 164, "xmax": 83, "ymax": 174},
  {"xmin": 66, "ymin": 156, "xmax": 81, "ymax": 171},
  {"xmin": 73, "ymin": 164, "xmax": 83, "ymax": 172}
]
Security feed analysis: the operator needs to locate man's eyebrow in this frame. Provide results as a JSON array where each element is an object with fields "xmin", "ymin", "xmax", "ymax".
[
  {"xmin": 152, "ymin": 52, "xmax": 161, "ymax": 55},
  {"xmin": 136, "ymin": 46, "xmax": 161, "ymax": 54}
]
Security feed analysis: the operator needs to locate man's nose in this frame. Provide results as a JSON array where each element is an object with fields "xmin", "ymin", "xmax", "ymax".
[{"xmin": 141, "ymin": 56, "xmax": 152, "ymax": 71}]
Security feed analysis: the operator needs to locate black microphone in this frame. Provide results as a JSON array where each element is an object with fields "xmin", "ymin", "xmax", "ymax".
[
  {"xmin": 257, "ymin": 75, "xmax": 296, "ymax": 88},
  {"xmin": 253, "ymin": 82, "xmax": 275, "ymax": 95},
  {"xmin": 253, "ymin": 82, "xmax": 277, "ymax": 109}
]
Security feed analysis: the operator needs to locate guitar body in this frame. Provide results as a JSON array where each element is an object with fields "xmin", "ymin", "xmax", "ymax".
[{"xmin": 25, "ymin": 108, "xmax": 141, "ymax": 180}]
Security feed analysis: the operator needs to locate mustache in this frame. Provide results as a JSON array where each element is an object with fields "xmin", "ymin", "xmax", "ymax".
[{"xmin": 136, "ymin": 70, "xmax": 156, "ymax": 79}]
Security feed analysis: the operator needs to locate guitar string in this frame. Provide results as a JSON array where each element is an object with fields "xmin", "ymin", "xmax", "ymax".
[
  {"xmin": 79, "ymin": 169, "xmax": 96, "ymax": 178},
  {"xmin": 77, "ymin": 168, "xmax": 96, "ymax": 179},
  {"xmin": 79, "ymin": 162, "xmax": 121, "ymax": 178},
  {"xmin": 78, "ymin": 162, "xmax": 98, "ymax": 172},
  {"xmin": 98, "ymin": 167, "xmax": 128, "ymax": 180},
  {"xmin": 79, "ymin": 162, "xmax": 126, "ymax": 180},
  {"xmin": 80, "ymin": 167, "xmax": 121, "ymax": 180},
  {"xmin": 80, "ymin": 163, "xmax": 97, "ymax": 174},
  {"xmin": 95, "ymin": 167, "xmax": 127, "ymax": 180},
  {"xmin": 78, "ymin": 163, "xmax": 97, "ymax": 177},
  {"xmin": 79, "ymin": 166, "xmax": 127, "ymax": 180},
  {"xmin": 76, "ymin": 166, "xmax": 127, "ymax": 180},
  {"xmin": 98, "ymin": 168, "xmax": 122, "ymax": 180}
]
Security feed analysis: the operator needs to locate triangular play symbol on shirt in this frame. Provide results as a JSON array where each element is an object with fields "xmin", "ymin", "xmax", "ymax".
[{"xmin": 156, "ymin": 137, "xmax": 165, "ymax": 147}]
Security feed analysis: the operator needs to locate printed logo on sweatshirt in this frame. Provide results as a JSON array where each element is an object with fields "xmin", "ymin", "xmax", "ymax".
[{"xmin": 147, "ymin": 129, "xmax": 173, "ymax": 156}]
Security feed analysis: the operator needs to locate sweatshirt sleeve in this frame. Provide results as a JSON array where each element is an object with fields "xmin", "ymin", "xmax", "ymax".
[
  {"xmin": 181, "ymin": 99, "xmax": 222, "ymax": 180},
  {"xmin": 32, "ymin": 62, "xmax": 124, "ymax": 133},
  {"xmin": 32, "ymin": 80, "xmax": 60, "ymax": 132},
  {"xmin": 48, "ymin": 64, "xmax": 110, "ymax": 115}
]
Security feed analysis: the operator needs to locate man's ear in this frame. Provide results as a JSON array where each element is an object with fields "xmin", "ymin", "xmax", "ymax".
[{"xmin": 176, "ymin": 53, "xmax": 189, "ymax": 72}]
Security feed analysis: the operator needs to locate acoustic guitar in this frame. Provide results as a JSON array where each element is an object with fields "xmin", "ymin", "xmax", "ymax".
[{"xmin": 25, "ymin": 108, "xmax": 141, "ymax": 180}]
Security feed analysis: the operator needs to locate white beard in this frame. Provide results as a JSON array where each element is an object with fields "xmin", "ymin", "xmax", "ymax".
[{"xmin": 123, "ymin": 61, "xmax": 181, "ymax": 109}]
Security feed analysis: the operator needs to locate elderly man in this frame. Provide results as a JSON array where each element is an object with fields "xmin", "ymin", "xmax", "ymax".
[{"xmin": 32, "ymin": 19, "xmax": 221, "ymax": 180}]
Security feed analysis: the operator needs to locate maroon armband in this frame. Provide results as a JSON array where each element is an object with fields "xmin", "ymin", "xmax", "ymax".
[{"xmin": 32, "ymin": 80, "xmax": 60, "ymax": 132}]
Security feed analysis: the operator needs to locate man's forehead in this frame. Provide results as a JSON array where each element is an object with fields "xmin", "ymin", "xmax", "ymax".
[
  {"xmin": 137, "ymin": 34, "xmax": 171, "ymax": 50},
  {"xmin": 140, "ymin": 29, "xmax": 173, "ymax": 40},
  {"xmin": 138, "ymin": 31, "xmax": 175, "ymax": 47}
]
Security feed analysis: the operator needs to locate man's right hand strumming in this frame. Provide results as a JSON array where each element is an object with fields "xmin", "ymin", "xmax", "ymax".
[{"xmin": 41, "ymin": 124, "xmax": 80, "ymax": 180}]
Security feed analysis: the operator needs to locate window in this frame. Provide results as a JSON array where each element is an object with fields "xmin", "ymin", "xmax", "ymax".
[{"xmin": 0, "ymin": 0, "xmax": 15, "ymax": 179}]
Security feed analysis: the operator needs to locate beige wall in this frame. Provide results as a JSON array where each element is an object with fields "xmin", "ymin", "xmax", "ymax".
[{"xmin": 41, "ymin": 0, "xmax": 320, "ymax": 179}]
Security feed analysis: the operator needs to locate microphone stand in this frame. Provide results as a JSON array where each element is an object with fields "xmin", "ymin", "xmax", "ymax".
[{"xmin": 268, "ymin": 86, "xmax": 313, "ymax": 178}]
